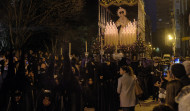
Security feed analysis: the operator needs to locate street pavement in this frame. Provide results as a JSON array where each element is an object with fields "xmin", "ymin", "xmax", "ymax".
[
  {"xmin": 84, "ymin": 97, "xmax": 160, "ymax": 111},
  {"xmin": 134, "ymin": 98, "xmax": 159, "ymax": 111}
]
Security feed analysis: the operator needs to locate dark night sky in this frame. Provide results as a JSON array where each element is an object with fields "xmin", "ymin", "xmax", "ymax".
[
  {"xmin": 86, "ymin": 0, "xmax": 157, "ymax": 31},
  {"xmin": 144, "ymin": 0, "xmax": 157, "ymax": 32}
]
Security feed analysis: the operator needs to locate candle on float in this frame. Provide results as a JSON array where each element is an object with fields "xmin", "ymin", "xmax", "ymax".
[
  {"xmin": 61, "ymin": 48, "xmax": 62, "ymax": 55},
  {"xmin": 105, "ymin": 9, "xmax": 107, "ymax": 24},
  {"xmin": 123, "ymin": 28, "xmax": 126, "ymax": 46},
  {"xmin": 115, "ymin": 45, "xmax": 117, "ymax": 53},
  {"xmin": 99, "ymin": 3, "xmax": 100, "ymax": 21},
  {"xmin": 105, "ymin": 22, "xmax": 108, "ymax": 45},
  {"xmin": 134, "ymin": 23, "xmax": 137, "ymax": 43},
  {"xmin": 124, "ymin": 25, "xmax": 126, "ymax": 45},
  {"xmin": 101, "ymin": 6, "xmax": 103, "ymax": 23},
  {"xmin": 69, "ymin": 43, "xmax": 71, "ymax": 57},
  {"xmin": 125, "ymin": 26, "xmax": 128, "ymax": 45},
  {"xmin": 121, "ymin": 27, "xmax": 124, "ymax": 46},
  {"xmin": 135, "ymin": 27, "xmax": 137, "ymax": 42},
  {"xmin": 85, "ymin": 41, "xmax": 87, "ymax": 52},
  {"xmin": 101, "ymin": 37, "xmax": 103, "ymax": 50},
  {"xmin": 103, "ymin": 8, "xmax": 105, "ymax": 24},
  {"xmin": 107, "ymin": 25, "xmax": 110, "ymax": 45},
  {"xmin": 99, "ymin": 28, "xmax": 101, "ymax": 42},
  {"xmin": 132, "ymin": 22, "xmax": 134, "ymax": 43}
]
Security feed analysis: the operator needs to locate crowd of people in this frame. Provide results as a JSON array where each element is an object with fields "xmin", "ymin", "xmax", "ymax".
[
  {"xmin": 0, "ymin": 49, "xmax": 190, "ymax": 111},
  {"xmin": 150, "ymin": 58, "xmax": 190, "ymax": 111}
]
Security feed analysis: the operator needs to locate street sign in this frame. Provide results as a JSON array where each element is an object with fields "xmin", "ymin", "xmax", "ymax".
[{"xmin": 182, "ymin": 37, "xmax": 190, "ymax": 41}]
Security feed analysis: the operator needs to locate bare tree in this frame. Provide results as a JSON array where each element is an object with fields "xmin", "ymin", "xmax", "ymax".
[{"xmin": 0, "ymin": 0, "xmax": 84, "ymax": 55}]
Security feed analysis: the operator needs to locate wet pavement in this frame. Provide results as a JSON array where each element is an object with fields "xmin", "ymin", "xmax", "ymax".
[{"xmin": 134, "ymin": 98, "xmax": 159, "ymax": 111}]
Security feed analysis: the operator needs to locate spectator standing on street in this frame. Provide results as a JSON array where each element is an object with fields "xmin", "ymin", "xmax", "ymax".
[
  {"xmin": 117, "ymin": 65, "xmax": 137, "ymax": 111},
  {"xmin": 152, "ymin": 61, "xmax": 161, "ymax": 101}
]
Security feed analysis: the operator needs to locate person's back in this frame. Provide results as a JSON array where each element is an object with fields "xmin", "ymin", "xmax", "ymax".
[
  {"xmin": 117, "ymin": 66, "xmax": 136, "ymax": 111},
  {"xmin": 119, "ymin": 74, "xmax": 136, "ymax": 106}
]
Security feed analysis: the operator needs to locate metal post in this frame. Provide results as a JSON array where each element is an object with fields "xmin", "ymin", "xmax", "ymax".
[
  {"xmin": 32, "ymin": 90, "xmax": 36, "ymax": 111},
  {"xmin": 61, "ymin": 96, "xmax": 64, "ymax": 111},
  {"xmin": 6, "ymin": 97, "xmax": 11, "ymax": 111},
  {"xmin": 173, "ymin": 42, "xmax": 175, "ymax": 56}
]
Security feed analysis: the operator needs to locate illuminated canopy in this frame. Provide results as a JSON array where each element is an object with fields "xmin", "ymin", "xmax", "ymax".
[{"xmin": 99, "ymin": 0, "xmax": 138, "ymax": 7}]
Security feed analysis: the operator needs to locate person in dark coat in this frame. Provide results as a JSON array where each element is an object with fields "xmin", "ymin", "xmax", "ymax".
[
  {"xmin": 60, "ymin": 50, "xmax": 82, "ymax": 111},
  {"xmin": 137, "ymin": 59, "xmax": 152, "ymax": 100},
  {"xmin": 152, "ymin": 61, "xmax": 161, "ymax": 101},
  {"xmin": 0, "ymin": 49, "xmax": 15, "ymax": 111},
  {"xmin": 9, "ymin": 90, "xmax": 26, "ymax": 111}
]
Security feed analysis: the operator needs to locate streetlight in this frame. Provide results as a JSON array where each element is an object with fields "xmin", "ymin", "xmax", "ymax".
[
  {"xmin": 168, "ymin": 35, "xmax": 173, "ymax": 40},
  {"xmin": 148, "ymin": 43, "xmax": 152, "ymax": 58}
]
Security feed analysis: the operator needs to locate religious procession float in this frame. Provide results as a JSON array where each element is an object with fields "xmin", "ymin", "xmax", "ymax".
[{"xmin": 92, "ymin": 0, "xmax": 152, "ymax": 61}]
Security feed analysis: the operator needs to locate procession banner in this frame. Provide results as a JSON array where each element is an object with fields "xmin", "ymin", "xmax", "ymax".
[{"xmin": 99, "ymin": 0, "xmax": 138, "ymax": 7}]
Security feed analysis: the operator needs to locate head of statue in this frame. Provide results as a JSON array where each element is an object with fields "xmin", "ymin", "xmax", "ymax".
[{"xmin": 117, "ymin": 7, "xmax": 127, "ymax": 17}]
